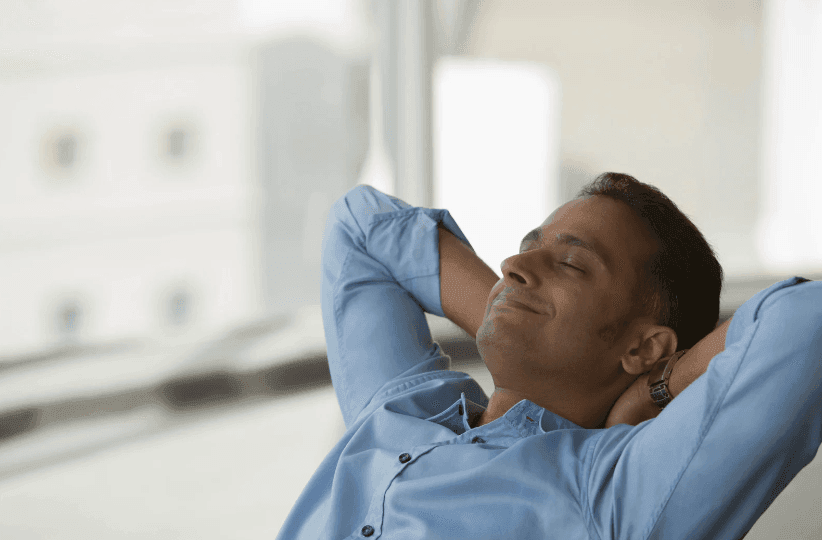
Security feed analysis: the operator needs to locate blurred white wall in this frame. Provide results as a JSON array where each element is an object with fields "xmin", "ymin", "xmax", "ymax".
[
  {"xmin": 240, "ymin": 0, "xmax": 369, "ymax": 53},
  {"xmin": 467, "ymin": 0, "xmax": 768, "ymax": 277},
  {"xmin": 433, "ymin": 58, "xmax": 561, "ymax": 273},
  {"xmin": 756, "ymin": 0, "xmax": 822, "ymax": 274}
]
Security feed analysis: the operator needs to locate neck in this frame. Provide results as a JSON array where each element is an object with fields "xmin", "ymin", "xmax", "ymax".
[
  {"xmin": 475, "ymin": 373, "xmax": 631, "ymax": 429},
  {"xmin": 474, "ymin": 387, "xmax": 525, "ymax": 427}
]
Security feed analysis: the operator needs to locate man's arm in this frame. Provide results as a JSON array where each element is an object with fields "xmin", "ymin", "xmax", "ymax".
[
  {"xmin": 588, "ymin": 277, "xmax": 822, "ymax": 539},
  {"xmin": 321, "ymin": 185, "xmax": 479, "ymax": 427},
  {"xmin": 438, "ymin": 224, "xmax": 499, "ymax": 339}
]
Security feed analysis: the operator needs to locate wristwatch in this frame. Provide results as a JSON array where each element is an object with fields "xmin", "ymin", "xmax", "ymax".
[{"xmin": 647, "ymin": 349, "xmax": 689, "ymax": 411}]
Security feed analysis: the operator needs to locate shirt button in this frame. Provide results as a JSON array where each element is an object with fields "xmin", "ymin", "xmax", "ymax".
[
  {"xmin": 361, "ymin": 525, "xmax": 375, "ymax": 537},
  {"xmin": 398, "ymin": 452, "xmax": 411, "ymax": 464},
  {"xmin": 458, "ymin": 404, "xmax": 464, "ymax": 416},
  {"xmin": 471, "ymin": 436, "xmax": 485, "ymax": 444}
]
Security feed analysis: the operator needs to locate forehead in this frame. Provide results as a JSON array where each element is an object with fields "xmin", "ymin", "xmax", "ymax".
[{"xmin": 540, "ymin": 196, "xmax": 658, "ymax": 268}]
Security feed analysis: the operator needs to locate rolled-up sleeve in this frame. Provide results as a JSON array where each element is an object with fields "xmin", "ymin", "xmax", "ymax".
[
  {"xmin": 320, "ymin": 184, "xmax": 473, "ymax": 427},
  {"xmin": 587, "ymin": 276, "xmax": 822, "ymax": 540}
]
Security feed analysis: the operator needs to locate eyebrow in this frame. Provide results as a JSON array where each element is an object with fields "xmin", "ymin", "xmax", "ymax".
[{"xmin": 519, "ymin": 228, "xmax": 610, "ymax": 271}]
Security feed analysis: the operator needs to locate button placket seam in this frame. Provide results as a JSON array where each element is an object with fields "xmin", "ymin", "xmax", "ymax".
[{"xmin": 364, "ymin": 444, "xmax": 438, "ymax": 539}]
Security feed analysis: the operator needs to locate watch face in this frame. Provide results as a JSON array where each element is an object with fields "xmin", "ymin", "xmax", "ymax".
[{"xmin": 650, "ymin": 384, "xmax": 672, "ymax": 406}]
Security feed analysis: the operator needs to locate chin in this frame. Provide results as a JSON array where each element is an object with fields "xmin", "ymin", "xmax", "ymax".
[
  {"xmin": 475, "ymin": 316, "xmax": 494, "ymax": 352},
  {"xmin": 476, "ymin": 318, "xmax": 526, "ymax": 369}
]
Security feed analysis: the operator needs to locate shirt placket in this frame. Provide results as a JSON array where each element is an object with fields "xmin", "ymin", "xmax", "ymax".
[{"xmin": 350, "ymin": 441, "xmax": 442, "ymax": 539}]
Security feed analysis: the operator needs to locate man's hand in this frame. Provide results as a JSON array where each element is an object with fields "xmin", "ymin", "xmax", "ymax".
[
  {"xmin": 603, "ymin": 316, "xmax": 734, "ymax": 428},
  {"xmin": 603, "ymin": 370, "xmax": 662, "ymax": 428}
]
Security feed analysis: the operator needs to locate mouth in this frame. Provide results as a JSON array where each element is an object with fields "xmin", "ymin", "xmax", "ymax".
[
  {"xmin": 507, "ymin": 299, "xmax": 540, "ymax": 314},
  {"xmin": 493, "ymin": 296, "xmax": 541, "ymax": 315}
]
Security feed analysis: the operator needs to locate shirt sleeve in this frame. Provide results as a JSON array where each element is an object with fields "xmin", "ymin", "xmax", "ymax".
[
  {"xmin": 320, "ymin": 184, "xmax": 475, "ymax": 427},
  {"xmin": 586, "ymin": 276, "xmax": 822, "ymax": 540}
]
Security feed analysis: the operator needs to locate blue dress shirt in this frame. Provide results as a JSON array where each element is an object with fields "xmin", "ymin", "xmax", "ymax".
[{"xmin": 276, "ymin": 184, "xmax": 822, "ymax": 540}]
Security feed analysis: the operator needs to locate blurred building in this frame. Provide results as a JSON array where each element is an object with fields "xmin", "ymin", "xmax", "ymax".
[{"xmin": 0, "ymin": 0, "xmax": 371, "ymax": 358}]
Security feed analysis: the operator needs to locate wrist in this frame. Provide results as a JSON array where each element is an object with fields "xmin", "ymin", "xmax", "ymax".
[
  {"xmin": 668, "ymin": 316, "xmax": 733, "ymax": 398},
  {"xmin": 636, "ymin": 372, "xmax": 660, "ymax": 413},
  {"xmin": 647, "ymin": 350, "xmax": 688, "ymax": 410}
]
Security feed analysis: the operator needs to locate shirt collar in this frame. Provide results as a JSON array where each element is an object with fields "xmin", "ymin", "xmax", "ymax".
[
  {"xmin": 461, "ymin": 392, "xmax": 486, "ymax": 432},
  {"xmin": 504, "ymin": 399, "xmax": 584, "ymax": 435},
  {"xmin": 453, "ymin": 393, "xmax": 584, "ymax": 435},
  {"xmin": 537, "ymin": 404, "xmax": 585, "ymax": 432}
]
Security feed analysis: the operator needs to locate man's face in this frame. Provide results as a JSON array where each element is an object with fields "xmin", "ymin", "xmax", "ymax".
[{"xmin": 476, "ymin": 195, "xmax": 661, "ymax": 396}]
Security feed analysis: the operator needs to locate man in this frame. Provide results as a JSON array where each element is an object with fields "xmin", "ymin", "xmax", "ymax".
[{"xmin": 276, "ymin": 172, "xmax": 822, "ymax": 539}]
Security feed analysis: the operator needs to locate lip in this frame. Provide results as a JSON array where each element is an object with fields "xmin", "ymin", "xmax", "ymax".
[
  {"xmin": 507, "ymin": 299, "xmax": 540, "ymax": 314},
  {"xmin": 494, "ymin": 296, "xmax": 542, "ymax": 315}
]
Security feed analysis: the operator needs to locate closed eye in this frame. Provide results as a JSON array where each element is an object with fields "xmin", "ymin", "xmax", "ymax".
[
  {"xmin": 519, "ymin": 242, "xmax": 585, "ymax": 274},
  {"xmin": 561, "ymin": 262, "xmax": 584, "ymax": 273}
]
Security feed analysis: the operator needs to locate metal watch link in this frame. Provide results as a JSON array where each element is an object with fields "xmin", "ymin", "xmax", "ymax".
[{"xmin": 647, "ymin": 349, "xmax": 689, "ymax": 411}]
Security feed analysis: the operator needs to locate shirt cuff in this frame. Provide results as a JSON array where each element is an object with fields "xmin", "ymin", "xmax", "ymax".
[{"xmin": 364, "ymin": 206, "xmax": 473, "ymax": 318}]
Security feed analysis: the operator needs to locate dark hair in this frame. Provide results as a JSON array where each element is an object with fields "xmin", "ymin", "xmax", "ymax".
[{"xmin": 577, "ymin": 172, "xmax": 724, "ymax": 350}]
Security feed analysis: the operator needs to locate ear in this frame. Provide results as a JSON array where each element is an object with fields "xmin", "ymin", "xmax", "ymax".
[{"xmin": 620, "ymin": 324, "xmax": 678, "ymax": 376}]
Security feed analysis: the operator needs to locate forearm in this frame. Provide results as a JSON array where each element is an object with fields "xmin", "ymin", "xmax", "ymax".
[
  {"xmin": 669, "ymin": 316, "xmax": 733, "ymax": 398},
  {"xmin": 438, "ymin": 224, "xmax": 499, "ymax": 339}
]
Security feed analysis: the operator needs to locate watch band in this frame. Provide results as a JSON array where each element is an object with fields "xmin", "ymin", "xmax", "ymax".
[{"xmin": 647, "ymin": 349, "xmax": 689, "ymax": 411}]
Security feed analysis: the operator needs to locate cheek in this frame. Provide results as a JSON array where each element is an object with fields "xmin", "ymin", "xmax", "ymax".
[
  {"xmin": 552, "ymin": 287, "xmax": 588, "ymax": 317},
  {"xmin": 596, "ymin": 317, "xmax": 631, "ymax": 346},
  {"xmin": 551, "ymin": 294, "xmax": 608, "ymax": 341}
]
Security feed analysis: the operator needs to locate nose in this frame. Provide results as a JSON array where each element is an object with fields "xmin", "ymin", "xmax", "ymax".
[{"xmin": 500, "ymin": 251, "xmax": 541, "ymax": 288}]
